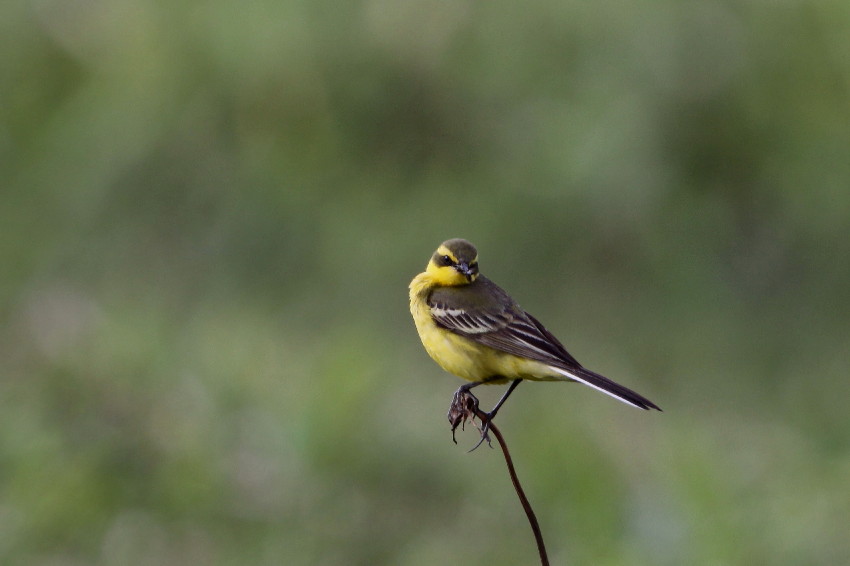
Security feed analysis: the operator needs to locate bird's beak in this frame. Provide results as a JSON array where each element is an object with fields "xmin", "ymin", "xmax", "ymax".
[{"xmin": 455, "ymin": 262, "xmax": 474, "ymax": 281}]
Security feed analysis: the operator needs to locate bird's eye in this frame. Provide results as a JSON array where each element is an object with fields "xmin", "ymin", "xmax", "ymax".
[{"xmin": 442, "ymin": 255, "xmax": 453, "ymax": 265}]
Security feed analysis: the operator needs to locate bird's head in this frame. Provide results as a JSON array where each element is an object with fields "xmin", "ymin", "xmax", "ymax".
[{"xmin": 425, "ymin": 238, "xmax": 480, "ymax": 286}]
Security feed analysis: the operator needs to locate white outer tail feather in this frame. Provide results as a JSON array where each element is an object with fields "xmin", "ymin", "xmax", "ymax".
[{"xmin": 549, "ymin": 366, "xmax": 645, "ymax": 410}]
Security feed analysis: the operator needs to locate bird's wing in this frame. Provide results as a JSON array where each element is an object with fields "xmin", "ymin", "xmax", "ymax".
[
  {"xmin": 428, "ymin": 278, "xmax": 661, "ymax": 411},
  {"xmin": 428, "ymin": 277, "xmax": 580, "ymax": 368}
]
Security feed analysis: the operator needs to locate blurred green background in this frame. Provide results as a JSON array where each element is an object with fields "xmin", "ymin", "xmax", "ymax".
[{"xmin": 2, "ymin": 0, "xmax": 849, "ymax": 564}]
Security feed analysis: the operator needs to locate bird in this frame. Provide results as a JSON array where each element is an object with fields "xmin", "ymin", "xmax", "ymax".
[{"xmin": 409, "ymin": 238, "xmax": 660, "ymax": 436}]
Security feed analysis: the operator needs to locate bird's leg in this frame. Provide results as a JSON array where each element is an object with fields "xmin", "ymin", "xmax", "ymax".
[
  {"xmin": 467, "ymin": 379, "xmax": 523, "ymax": 451},
  {"xmin": 487, "ymin": 378, "xmax": 522, "ymax": 421}
]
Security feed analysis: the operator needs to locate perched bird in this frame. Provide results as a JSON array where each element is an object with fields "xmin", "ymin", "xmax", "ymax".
[{"xmin": 409, "ymin": 238, "xmax": 660, "ymax": 429}]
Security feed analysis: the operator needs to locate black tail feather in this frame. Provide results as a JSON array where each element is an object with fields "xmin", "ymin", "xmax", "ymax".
[{"xmin": 561, "ymin": 365, "xmax": 662, "ymax": 411}]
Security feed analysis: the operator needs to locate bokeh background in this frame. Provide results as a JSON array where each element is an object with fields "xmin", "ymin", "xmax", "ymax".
[{"xmin": 3, "ymin": 0, "xmax": 850, "ymax": 564}]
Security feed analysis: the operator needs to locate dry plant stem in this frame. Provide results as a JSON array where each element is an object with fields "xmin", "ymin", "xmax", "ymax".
[
  {"xmin": 473, "ymin": 407, "xmax": 550, "ymax": 566},
  {"xmin": 448, "ymin": 391, "xmax": 550, "ymax": 564}
]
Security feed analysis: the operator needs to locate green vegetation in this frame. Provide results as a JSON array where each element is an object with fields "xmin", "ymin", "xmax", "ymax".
[{"xmin": 2, "ymin": 1, "xmax": 849, "ymax": 564}]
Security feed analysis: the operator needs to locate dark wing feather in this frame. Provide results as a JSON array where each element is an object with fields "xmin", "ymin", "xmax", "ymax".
[{"xmin": 428, "ymin": 277, "xmax": 661, "ymax": 411}]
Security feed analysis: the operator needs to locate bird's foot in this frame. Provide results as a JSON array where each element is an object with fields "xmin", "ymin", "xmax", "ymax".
[
  {"xmin": 447, "ymin": 387, "xmax": 492, "ymax": 450},
  {"xmin": 468, "ymin": 414, "xmax": 494, "ymax": 452}
]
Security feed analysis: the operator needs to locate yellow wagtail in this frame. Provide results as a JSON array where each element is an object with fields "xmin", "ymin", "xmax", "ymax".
[{"xmin": 409, "ymin": 238, "xmax": 660, "ymax": 430}]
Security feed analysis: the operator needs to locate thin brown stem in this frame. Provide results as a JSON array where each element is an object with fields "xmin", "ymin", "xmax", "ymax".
[
  {"xmin": 475, "ymin": 409, "xmax": 550, "ymax": 566},
  {"xmin": 448, "ymin": 389, "xmax": 550, "ymax": 566}
]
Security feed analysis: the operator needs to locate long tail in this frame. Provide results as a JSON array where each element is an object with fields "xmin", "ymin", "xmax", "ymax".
[{"xmin": 550, "ymin": 366, "xmax": 661, "ymax": 411}]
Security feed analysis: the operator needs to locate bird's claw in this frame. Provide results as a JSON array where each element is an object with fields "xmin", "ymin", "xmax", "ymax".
[{"xmin": 467, "ymin": 417, "xmax": 494, "ymax": 452}]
